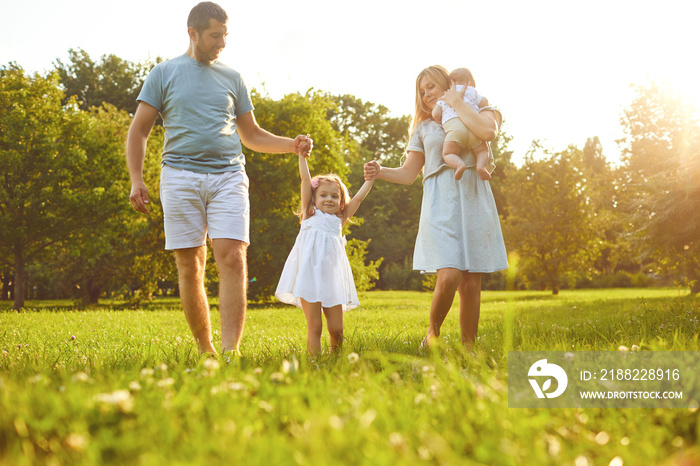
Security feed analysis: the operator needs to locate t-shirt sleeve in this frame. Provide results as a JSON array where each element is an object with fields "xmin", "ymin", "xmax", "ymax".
[
  {"xmin": 406, "ymin": 125, "xmax": 424, "ymax": 153},
  {"xmin": 137, "ymin": 65, "xmax": 163, "ymax": 112},
  {"xmin": 235, "ymin": 76, "xmax": 254, "ymax": 116}
]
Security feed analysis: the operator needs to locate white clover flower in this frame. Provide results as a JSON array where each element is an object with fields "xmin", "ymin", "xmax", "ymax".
[
  {"xmin": 156, "ymin": 377, "xmax": 175, "ymax": 388},
  {"xmin": 94, "ymin": 390, "xmax": 134, "ymax": 412},
  {"xmin": 347, "ymin": 353, "xmax": 360, "ymax": 364},
  {"xmin": 128, "ymin": 381, "xmax": 142, "ymax": 392},
  {"xmin": 71, "ymin": 372, "xmax": 90, "ymax": 383},
  {"xmin": 202, "ymin": 358, "xmax": 220, "ymax": 372}
]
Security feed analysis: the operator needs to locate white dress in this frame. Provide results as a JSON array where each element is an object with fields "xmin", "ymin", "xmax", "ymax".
[{"xmin": 275, "ymin": 208, "xmax": 359, "ymax": 311}]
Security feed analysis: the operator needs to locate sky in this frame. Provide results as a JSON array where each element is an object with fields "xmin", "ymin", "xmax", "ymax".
[{"xmin": 2, "ymin": 0, "xmax": 699, "ymax": 165}]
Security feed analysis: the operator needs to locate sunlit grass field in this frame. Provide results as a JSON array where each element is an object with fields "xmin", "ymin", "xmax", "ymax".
[{"xmin": 1, "ymin": 288, "xmax": 699, "ymax": 465}]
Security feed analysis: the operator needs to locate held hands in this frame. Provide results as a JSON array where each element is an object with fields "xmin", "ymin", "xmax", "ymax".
[
  {"xmin": 363, "ymin": 160, "xmax": 381, "ymax": 181},
  {"xmin": 440, "ymin": 82, "xmax": 467, "ymax": 108},
  {"xmin": 129, "ymin": 182, "xmax": 150, "ymax": 214},
  {"xmin": 292, "ymin": 134, "xmax": 313, "ymax": 158}
]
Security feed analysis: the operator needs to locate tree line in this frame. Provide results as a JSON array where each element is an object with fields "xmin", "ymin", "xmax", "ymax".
[{"xmin": 2, "ymin": 50, "xmax": 698, "ymax": 309}]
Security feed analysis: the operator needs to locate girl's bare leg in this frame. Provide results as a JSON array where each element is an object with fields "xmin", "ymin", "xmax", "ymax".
[
  {"xmin": 323, "ymin": 305, "xmax": 344, "ymax": 353},
  {"xmin": 301, "ymin": 299, "xmax": 323, "ymax": 355}
]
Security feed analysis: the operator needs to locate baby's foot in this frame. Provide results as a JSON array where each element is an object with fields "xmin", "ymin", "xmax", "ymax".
[
  {"xmin": 477, "ymin": 166, "xmax": 491, "ymax": 181},
  {"xmin": 454, "ymin": 163, "xmax": 467, "ymax": 180}
]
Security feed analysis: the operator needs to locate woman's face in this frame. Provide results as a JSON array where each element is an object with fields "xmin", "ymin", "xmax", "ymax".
[{"xmin": 419, "ymin": 76, "xmax": 443, "ymax": 110}]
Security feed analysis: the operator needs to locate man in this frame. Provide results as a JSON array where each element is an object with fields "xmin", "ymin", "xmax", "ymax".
[{"xmin": 126, "ymin": 2, "xmax": 312, "ymax": 356}]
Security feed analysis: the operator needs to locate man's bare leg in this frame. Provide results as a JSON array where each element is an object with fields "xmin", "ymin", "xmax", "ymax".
[
  {"xmin": 212, "ymin": 239, "xmax": 248, "ymax": 354},
  {"xmin": 174, "ymin": 246, "xmax": 216, "ymax": 354}
]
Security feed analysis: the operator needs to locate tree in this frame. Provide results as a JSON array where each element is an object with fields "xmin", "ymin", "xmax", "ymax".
[
  {"xmin": 54, "ymin": 48, "xmax": 157, "ymax": 114},
  {"xmin": 619, "ymin": 82, "xmax": 700, "ymax": 293},
  {"xmin": 1, "ymin": 66, "xmax": 97, "ymax": 307},
  {"xmin": 503, "ymin": 146, "xmax": 599, "ymax": 294}
]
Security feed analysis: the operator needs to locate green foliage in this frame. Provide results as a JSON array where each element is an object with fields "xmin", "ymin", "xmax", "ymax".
[
  {"xmin": 502, "ymin": 146, "xmax": 600, "ymax": 294},
  {"xmin": 618, "ymin": 82, "xmax": 700, "ymax": 293},
  {"xmin": 0, "ymin": 289, "xmax": 698, "ymax": 465},
  {"xmin": 0, "ymin": 65, "xmax": 173, "ymax": 307},
  {"xmin": 54, "ymin": 48, "xmax": 157, "ymax": 114},
  {"xmin": 345, "ymin": 238, "xmax": 382, "ymax": 292}
]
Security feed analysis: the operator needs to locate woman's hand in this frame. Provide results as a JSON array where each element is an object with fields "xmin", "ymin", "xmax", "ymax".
[
  {"xmin": 440, "ymin": 83, "xmax": 466, "ymax": 108},
  {"xmin": 364, "ymin": 160, "xmax": 381, "ymax": 181}
]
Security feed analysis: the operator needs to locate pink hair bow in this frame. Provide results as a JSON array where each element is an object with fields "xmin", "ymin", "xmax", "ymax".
[{"xmin": 311, "ymin": 179, "xmax": 319, "ymax": 189}]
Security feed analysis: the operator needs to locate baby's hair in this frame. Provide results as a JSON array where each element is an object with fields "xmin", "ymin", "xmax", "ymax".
[
  {"xmin": 449, "ymin": 68, "xmax": 476, "ymax": 87},
  {"xmin": 299, "ymin": 174, "xmax": 352, "ymax": 223}
]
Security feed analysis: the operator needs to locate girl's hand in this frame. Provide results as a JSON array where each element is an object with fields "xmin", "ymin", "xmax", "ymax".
[
  {"xmin": 292, "ymin": 134, "xmax": 313, "ymax": 157},
  {"xmin": 364, "ymin": 160, "xmax": 381, "ymax": 180},
  {"xmin": 441, "ymin": 83, "xmax": 466, "ymax": 108}
]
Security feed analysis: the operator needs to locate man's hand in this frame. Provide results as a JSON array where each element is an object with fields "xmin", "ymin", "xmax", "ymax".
[
  {"xmin": 292, "ymin": 134, "xmax": 313, "ymax": 157},
  {"xmin": 129, "ymin": 182, "xmax": 150, "ymax": 214}
]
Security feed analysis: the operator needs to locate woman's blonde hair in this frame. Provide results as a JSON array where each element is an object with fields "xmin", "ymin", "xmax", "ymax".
[
  {"xmin": 299, "ymin": 174, "xmax": 352, "ymax": 223},
  {"xmin": 412, "ymin": 65, "xmax": 451, "ymax": 132}
]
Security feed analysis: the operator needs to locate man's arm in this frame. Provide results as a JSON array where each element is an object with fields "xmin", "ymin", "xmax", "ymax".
[
  {"xmin": 126, "ymin": 102, "xmax": 160, "ymax": 214},
  {"xmin": 236, "ymin": 111, "xmax": 312, "ymax": 156}
]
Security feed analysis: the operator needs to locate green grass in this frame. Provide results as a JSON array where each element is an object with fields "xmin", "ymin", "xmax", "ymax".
[{"xmin": 1, "ymin": 289, "xmax": 699, "ymax": 465}]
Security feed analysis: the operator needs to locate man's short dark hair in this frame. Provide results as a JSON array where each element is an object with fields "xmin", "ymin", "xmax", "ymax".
[{"xmin": 188, "ymin": 2, "xmax": 228, "ymax": 34}]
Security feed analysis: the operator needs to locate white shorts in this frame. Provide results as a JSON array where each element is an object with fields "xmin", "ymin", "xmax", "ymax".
[{"xmin": 160, "ymin": 165, "xmax": 250, "ymax": 250}]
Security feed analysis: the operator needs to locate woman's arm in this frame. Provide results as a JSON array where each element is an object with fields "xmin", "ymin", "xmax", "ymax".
[
  {"xmin": 299, "ymin": 154, "xmax": 312, "ymax": 217},
  {"xmin": 343, "ymin": 179, "xmax": 374, "ymax": 224},
  {"xmin": 363, "ymin": 151, "xmax": 425, "ymax": 185},
  {"xmin": 442, "ymin": 85, "xmax": 501, "ymax": 141}
]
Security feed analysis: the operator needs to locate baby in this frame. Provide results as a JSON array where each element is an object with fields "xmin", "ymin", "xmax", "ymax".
[{"xmin": 432, "ymin": 67, "xmax": 492, "ymax": 181}]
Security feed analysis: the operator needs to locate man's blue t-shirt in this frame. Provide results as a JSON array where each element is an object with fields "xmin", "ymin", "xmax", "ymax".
[{"xmin": 137, "ymin": 54, "xmax": 254, "ymax": 173}]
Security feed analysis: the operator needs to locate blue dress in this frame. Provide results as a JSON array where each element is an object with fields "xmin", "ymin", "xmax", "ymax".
[{"xmin": 409, "ymin": 118, "xmax": 508, "ymax": 274}]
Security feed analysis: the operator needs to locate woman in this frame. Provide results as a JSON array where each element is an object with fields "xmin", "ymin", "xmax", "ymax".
[{"xmin": 364, "ymin": 65, "xmax": 507, "ymax": 347}]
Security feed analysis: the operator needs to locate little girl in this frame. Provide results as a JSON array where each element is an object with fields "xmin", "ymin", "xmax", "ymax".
[{"xmin": 275, "ymin": 154, "xmax": 374, "ymax": 354}]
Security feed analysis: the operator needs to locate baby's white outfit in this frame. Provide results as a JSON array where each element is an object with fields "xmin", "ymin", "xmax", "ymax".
[
  {"xmin": 437, "ymin": 85, "xmax": 484, "ymax": 124},
  {"xmin": 275, "ymin": 208, "xmax": 359, "ymax": 311}
]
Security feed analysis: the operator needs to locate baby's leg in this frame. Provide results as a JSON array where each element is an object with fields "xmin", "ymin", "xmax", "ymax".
[
  {"xmin": 473, "ymin": 142, "xmax": 491, "ymax": 181},
  {"xmin": 442, "ymin": 141, "xmax": 467, "ymax": 180},
  {"xmin": 323, "ymin": 305, "xmax": 344, "ymax": 353},
  {"xmin": 301, "ymin": 299, "xmax": 323, "ymax": 354}
]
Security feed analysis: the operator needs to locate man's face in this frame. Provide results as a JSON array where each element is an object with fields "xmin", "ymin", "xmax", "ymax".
[{"xmin": 192, "ymin": 19, "xmax": 228, "ymax": 63}]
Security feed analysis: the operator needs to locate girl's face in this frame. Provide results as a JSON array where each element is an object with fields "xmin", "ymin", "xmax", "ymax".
[
  {"xmin": 314, "ymin": 180, "xmax": 341, "ymax": 215},
  {"xmin": 419, "ymin": 76, "xmax": 443, "ymax": 111}
]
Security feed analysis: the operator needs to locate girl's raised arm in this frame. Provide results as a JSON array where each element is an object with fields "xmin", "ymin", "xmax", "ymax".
[
  {"xmin": 343, "ymin": 178, "xmax": 374, "ymax": 224},
  {"xmin": 299, "ymin": 154, "xmax": 313, "ymax": 217}
]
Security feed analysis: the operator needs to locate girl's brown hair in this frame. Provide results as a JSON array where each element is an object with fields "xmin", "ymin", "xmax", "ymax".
[{"xmin": 299, "ymin": 174, "xmax": 352, "ymax": 223}]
